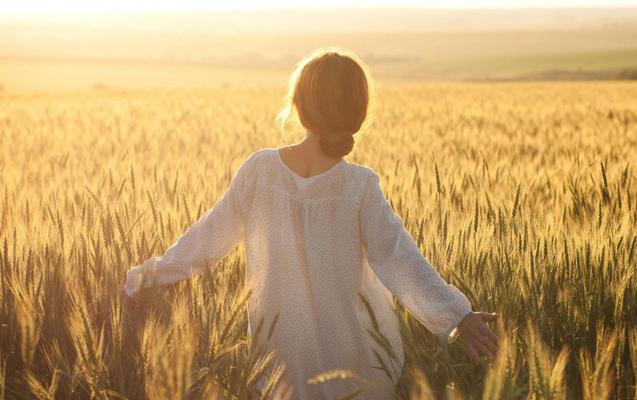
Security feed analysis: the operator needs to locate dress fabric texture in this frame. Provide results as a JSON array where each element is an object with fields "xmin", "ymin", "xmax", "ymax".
[{"xmin": 123, "ymin": 147, "xmax": 472, "ymax": 399}]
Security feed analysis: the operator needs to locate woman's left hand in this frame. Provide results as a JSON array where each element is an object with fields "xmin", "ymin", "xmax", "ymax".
[
  {"xmin": 118, "ymin": 288, "xmax": 136, "ymax": 308},
  {"xmin": 457, "ymin": 311, "xmax": 499, "ymax": 363}
]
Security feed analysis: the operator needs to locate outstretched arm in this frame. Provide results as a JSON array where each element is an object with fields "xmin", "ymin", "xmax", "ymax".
[
  {"xmin": 123, "ymin": 156, "xmax": 253, "ymax": 299},
  {"xmin": 359, "ymin": 170, "xmax": 498, "ymax": 360}
]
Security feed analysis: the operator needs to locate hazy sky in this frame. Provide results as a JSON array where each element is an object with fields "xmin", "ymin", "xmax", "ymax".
[{"xmin": 3, "ymin": 0, "xmax": 637, "ymax": 12}]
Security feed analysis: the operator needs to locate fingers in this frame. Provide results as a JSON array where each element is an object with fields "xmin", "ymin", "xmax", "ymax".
[
  {"xmin": 472, "ymin": 333, "xmax": 496, "ymax": 361},
  {"xmin": 118, "ymin": 288, "xmax": 136, "ymax": 307},
  {"xmin": 474, "ymin": 312, "xmax": 499, "ymax": 355},
  {"xmin": 481, "ymin": 334, "xmax": 499, "ymax": 359},
  {"xmin": 462, "ymin": 322, "xmax": 499, "ymax": 362},
  {"xmin": 457, "ymin": 311, "xmax": 500, "ymax": 363},
  {"xmin": 477, "ymin": 312, "xmax": 497, "ymax": 322},
  {"xmin": 477, "ymin": 323, "xmax": 499, "ymax": 350},
  {"xmin": 465, "ymin": 337, "xmax": 493, "ymax": 363},
  {"xmin": 473, "ymin": 337, "xmax": 497, "ymax": 362},
  {"xmin": 475, "ymin": 324, "xmax": 499, "ymax": 358},
  {"xmin": 466, "ymin": 342, "xmax": 481, "ymax": 363}
]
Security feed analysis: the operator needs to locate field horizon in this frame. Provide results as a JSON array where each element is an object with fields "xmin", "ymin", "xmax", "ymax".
[{"xmin": 2, "ymin": 7, "xmax": 637, "ymax": 91}]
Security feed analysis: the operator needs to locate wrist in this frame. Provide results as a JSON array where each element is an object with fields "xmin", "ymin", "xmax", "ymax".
[{"xmin": 448, "ymin": 310, "xmax": 473, "ymax": 344}]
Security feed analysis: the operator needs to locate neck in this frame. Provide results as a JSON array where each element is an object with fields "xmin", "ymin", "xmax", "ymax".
[{"xmin": 282, "ymin": 129, "xmax": 342, "ymax": 162}]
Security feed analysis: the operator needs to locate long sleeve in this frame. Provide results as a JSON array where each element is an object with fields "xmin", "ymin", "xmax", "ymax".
[
  {"xmin": 359, "ymin": 170, "xmax": 472, "ymax": 342},
  {"xmin": 123, "ymin": 155, "xmax": 254, "ymax": 298}
]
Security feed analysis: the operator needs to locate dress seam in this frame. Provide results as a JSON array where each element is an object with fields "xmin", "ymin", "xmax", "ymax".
[{"xmin": 260, "ymin": 182, "xmax": 364, "ymax": 206}]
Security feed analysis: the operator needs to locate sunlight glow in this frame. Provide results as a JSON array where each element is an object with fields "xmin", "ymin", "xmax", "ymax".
[{"xmin": 3, "ymin": 0, "xmax": 637, "ymax": 13}]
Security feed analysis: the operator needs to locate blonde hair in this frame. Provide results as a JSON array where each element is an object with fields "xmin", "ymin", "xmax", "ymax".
[{"xmin": 276, "ymin": 47, "xmax": 374, "ymax": 158}]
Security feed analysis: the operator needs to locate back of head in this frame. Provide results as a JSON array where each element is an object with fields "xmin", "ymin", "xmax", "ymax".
[{"xmin": 277, "ymin": 48, "xmax": 373, "ymax": 158}]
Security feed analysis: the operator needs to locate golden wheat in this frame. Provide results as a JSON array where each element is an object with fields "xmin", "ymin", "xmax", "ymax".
[{"xmin": 1, "ymin": 82, "xmax": 636, "ymax": 399}]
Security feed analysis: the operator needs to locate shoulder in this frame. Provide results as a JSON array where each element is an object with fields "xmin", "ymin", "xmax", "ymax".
[
  {"xmin": 342, "ymin": 161, "xmax": 382, "ymax": 206},
  {"xmin": 238, "ymin": 147, "xmax": 276, "ymax": 172},
  {"xmin": 233, "ymin": 147, "xmax": 280, "ymax": 187},
  {"xmin": 244, "ymin": 147, "xmax": 275, "ymax": 164},
  {"xmin": 344, "ymin": 160, "xmax": 380, "ymax": 184}
]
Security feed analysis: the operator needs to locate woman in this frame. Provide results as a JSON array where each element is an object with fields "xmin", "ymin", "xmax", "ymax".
[{"xmin": 122, "ymin": 48, "xmax": 498, "ymax": 399}]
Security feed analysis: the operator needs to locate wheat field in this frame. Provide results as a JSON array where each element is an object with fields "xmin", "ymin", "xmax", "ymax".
[{"xmin": 1, "ymin": 82, "xmax": 637, "ymax": 399}]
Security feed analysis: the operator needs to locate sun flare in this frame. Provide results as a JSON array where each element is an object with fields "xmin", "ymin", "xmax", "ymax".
[{"xmin": 2, "ymin": 0, "xmax": 637, "ymax": 13}]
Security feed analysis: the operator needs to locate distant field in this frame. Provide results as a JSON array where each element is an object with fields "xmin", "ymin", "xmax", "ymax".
[
  {"xmin": 2, "ymin": 45, "xmax": 637, "ymax": 92},
  {"xmin": 0, "ymin": 57, "xmax": 290, "ymax": 91},
  {"xmin": 2, "ymin": 10, "xmax": 637, "ymax": 90}
]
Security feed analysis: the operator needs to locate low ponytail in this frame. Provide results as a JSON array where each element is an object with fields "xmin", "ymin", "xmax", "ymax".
[{"xmin": 318, "ymin": 131, "xmax": 355, "ymax": 158}]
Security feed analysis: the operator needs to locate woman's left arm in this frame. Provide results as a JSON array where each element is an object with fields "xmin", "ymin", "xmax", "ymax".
[
  {"xmin": 122, "ymin": 153, "xmax": 256, "ymax": 299},
  {"xmin": 359, "ymin": 169, "xmax": 499, "ymax": 361}
]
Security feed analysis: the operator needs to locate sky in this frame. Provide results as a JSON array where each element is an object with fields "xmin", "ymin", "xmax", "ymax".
[{"xmin": 2, "ymin": 0, "xmax": 637, "ymax": 13}]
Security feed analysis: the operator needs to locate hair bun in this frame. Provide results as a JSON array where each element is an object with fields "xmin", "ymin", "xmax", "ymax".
[
  {"xmin": 277, "ymin": 48, "xmax": 370, "ymax": 158},
  {"xmin": 319, "ymin": 132, "xmax": 355, "ymax": 158}
]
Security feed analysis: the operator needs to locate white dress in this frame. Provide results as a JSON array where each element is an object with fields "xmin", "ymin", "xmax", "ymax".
[{"xmin": 123, "ymin": 147, "xmax": 472, "ymax": 399}]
